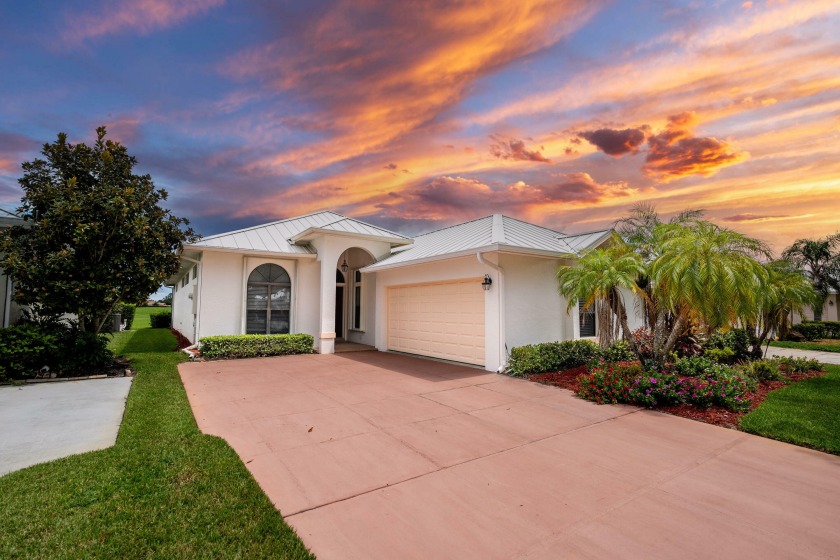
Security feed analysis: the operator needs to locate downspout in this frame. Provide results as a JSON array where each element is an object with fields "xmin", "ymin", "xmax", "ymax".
[
  {"xmin": 180, "ymin": 255, "xmax": 202, "ymax": 345},
  {"xmin": 477, "ymin": 251, "xmax": 506, "ymax": 373}
]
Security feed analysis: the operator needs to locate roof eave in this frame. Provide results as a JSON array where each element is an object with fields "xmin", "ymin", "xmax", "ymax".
[
  {"xmin": 289, "ymin": 227, "xmax": 413, "ymax": 247},
  {"xmin": 362, "ymin": 243, "xmax": 576, "ymax": 273},
  {"xmin": 182, "ymin": 245, "xmax": 318, "ymax": 259}
]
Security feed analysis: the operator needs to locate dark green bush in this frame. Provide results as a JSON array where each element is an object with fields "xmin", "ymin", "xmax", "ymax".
[
  {"xmin": 200, "ymin": 333, "xmax": 315, "ymax": 360},
  {"xmin": 57, "ymin": 328, "xmax": 114, "ymax": 374},
  {"xmin": 794, "ymin": 321, "xmax": 840, "ymax": 340},
  {"xmin": 599, "ymin": 340, "xmax": 637, "ymax": 363},
  {"xmin": 507, "ymin": 339, "xmax": 600, "ymax": 376},
  {"xmin": 0, "ymin": 324, "xmax": 60, "ymax": 379},
  {"xmin": 0, "ymin": 323, "xmax": 112, "ymax": 379},
  {"xmin": 119, "ymin": 303, "xmax": 136, "ymax": 330},
  {"xmin": 150, "ymin": 311, "xmax": 172, "ymax": 328},
  {"xmin": 705, "ymin": 328, "xmax": 760, "ymax": 362}
]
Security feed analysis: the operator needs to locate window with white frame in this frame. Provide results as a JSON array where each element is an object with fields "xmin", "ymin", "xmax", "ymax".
[
  {"xmin": 352, "ymin": 269, "xmax": 363, "ymax": 330},
  {"xmin": 246, "ymin": 264, "xmax": 291, "ymax": 334},
  {"xmin": 579, "ymin": 299, "xmax": 596, "ymax": 337}
]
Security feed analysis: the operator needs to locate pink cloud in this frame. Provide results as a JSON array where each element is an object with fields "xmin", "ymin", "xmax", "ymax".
[
  {"xmin": 578, "ymin": 126, "xmax": 649, "ymax": 156},
  {"xmin": 489, "ymin": 136, "xmax": 552, "ymax": 163},
  {"xmin": 64, "ymin": 0, "xmax": 225, "ymax": 43}
]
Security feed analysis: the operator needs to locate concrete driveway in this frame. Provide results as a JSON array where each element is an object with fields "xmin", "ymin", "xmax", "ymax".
[
  {"xmin": 766, "ymin": 345, "xmax": 840, "ymax": 365},
  {"xmin": 180, "ymin": 352, "xmax": 840, "ymax": 560},
  {"xmin": 0, "ymin": 377, "xmax": 133, "ymax": 476}
]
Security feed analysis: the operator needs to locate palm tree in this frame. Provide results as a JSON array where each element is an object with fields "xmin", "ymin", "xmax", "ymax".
[
  {"xmin": 646, "ymin": 220, "xmax": 770, "ymax": 364},
  {"xmin": 754, "ymin": 260, "xmax": 817, "ymax": 354},
  {"xmin": 782, "ymin": 234, "xmax": 840, "ymax": 321},
  {"xmin": 556, "ymin": 238, "xmax": 646, "ymax": 350}
]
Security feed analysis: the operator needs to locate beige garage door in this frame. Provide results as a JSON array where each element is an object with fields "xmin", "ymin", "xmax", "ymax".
[{"xmin": 387, "ymin": 279, "xmax": 485, "ymax": 366}]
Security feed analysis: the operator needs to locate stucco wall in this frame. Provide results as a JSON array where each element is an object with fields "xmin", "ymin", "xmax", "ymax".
[
  {"xmin": 792, "ymin": 294, "xmax": 840, "ymax": 323},
  {"xmin": 371, "ymin": 254, "xmax": 502, "ymax": 371},
  {"xmin": 499, "ymin": 253, "xmax": 569, "ymax": 350}
]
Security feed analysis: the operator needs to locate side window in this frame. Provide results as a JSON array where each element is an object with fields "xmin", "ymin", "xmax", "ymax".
[
  {"xmin": 579, "ymin": 299, "xmax": 596, "ymax": 337},
  {"xmin": 353, "ymin": 270, "xmax": 363, "ymax": 330}
]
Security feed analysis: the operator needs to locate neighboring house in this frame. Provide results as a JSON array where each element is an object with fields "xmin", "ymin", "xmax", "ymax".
[
  {"xmin": 792, "ymin": 289, "xmax": 839, "ymax": 324},
  {"xmin": 0, "ymin": 207, "xmax": 24, "ymax": 327},
  {"xmin": 168, "ymin": 211, "xmax": 644, "ymax": 372}
]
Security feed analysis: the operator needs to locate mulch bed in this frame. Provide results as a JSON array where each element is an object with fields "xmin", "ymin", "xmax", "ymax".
[
  {"xmin": 171, "ymin": 328, "xmax": 193, "ymax": 350},
  {"xmin": 527, "ymin": 367, "xmax": 827, "ymax": 430}
]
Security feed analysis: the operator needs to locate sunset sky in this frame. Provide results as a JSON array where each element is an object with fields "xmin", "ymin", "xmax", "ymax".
[{"xmin": 1, "ymin": 0, "xmax": 838, "ymax": 254}]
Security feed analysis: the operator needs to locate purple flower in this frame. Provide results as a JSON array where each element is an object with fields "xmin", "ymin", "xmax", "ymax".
[{"xmin": 650, "ymin": 377, "xmax": 657, "ymax": 384}]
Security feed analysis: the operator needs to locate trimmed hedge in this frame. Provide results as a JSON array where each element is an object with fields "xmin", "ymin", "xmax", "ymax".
[
  {"xmin": 507, "ymin": 339, "xmax": 599, "ymax": 376},
  {"xmin": 149, "ymin": 311, "xmax": 172, "ymax": 328},
  {"xmin": 200, "ymin": 334, "xmax": 315, "ymax": 360},
  {"xmin": 793, "ymin": 321, "xmax": 840, "ymax": 341}
]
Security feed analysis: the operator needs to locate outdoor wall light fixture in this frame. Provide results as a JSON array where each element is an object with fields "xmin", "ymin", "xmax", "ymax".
[
  {"xmin": 341, "ymin": 258, "xmax": 349, "ymax": 273},
  {"xmin": 830, "ymin": 299, "xmax": 834, "ymax": 306},
  {"xmin": 482, "ymin": 274, "xmax": 493, "ymax": 291}
]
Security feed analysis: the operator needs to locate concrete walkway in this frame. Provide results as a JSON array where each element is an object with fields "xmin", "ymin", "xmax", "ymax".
[
  {"xmin": 766, "ymin": 345, "xmax": 840, "ymax": 365},
  {"xmin": 180, "ymin": 352, "xmax": 840, "ymax": 560},
  {"xmin": 0, "ymin": 377, "xmax": 133, "ymax": 476}
]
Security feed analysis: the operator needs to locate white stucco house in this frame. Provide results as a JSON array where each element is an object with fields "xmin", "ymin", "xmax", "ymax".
[
  {"xmin": 168, "ymin": 211, "xmax": 643, "ymax": 372},
  {"xmin": 0, "ymin": 207, "xmax": 25, "ymax": 327}
]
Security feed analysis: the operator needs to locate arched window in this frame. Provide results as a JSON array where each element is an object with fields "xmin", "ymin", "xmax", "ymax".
[{"xmin": 246, "ymin": 264, "xmax": 291, "ymax": 334}]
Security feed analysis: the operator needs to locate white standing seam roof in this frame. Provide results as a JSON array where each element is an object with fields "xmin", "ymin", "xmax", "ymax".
[
  {"xmin": 363, "ymin": 215, "xmax": 612, "ymax": 271},
  {"xmin": 186, "ymin": 211, "xmax": 411, "ymax": 254}
]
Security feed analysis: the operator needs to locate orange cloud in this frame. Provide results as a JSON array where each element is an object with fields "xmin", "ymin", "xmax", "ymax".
[
  {"xmin": 643, "ymin": 112, "xmax": 747, "ymax": 182},
  {"xmin": 222, "ymin": 1, "xmax": 598, "ymax": 173},
  {"xmin": 489, "ymin": 136, "xmax": 552, "ymax": 163},
  {"xmin": 64, "ymin": 0, "xmax": 224, "ymax": 42}
]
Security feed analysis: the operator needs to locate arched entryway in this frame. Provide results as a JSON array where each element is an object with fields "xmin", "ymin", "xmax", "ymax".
[{"xmin": 335, "ymin": 248, "xmax": 375, "ymax": 343}]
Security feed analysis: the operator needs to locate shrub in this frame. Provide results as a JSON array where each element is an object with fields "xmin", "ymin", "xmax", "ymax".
[
  {"xmin": 200, "ymin": 334, "xmax": 315, "ymax": 360},
  {"xmin": 679, "ymin": 373, "xmax": 752, "ymax": 412},
  {"xmin": 0, "ymin": 323, "xmax": 111, "ymax": 378},
  {"xmin": 0, "ymin": 324, "xmax": 60, "ymax": 379},
  {"xmin": 629, "ymin": 369, "xmax": 682, "ymax": 407},
  {"xmin": 739, "ymin": 359, "xmax": 784, "ymax": 382},
  {"xmin": 507, "ymin": 340, "xmax": 599, "ymax": 376},
  {"xmin": 704, "ymin": 347, "xmax": 736, "ymax": 364},
  {"xmin": 599, "ymin": 340, "xmax": 636, "ymax": 363},
  {"xmin": 150, "ymin": 311, "xmax": 172, "ymax": 328},
  {"xmin": 119, "ymin": 303, "xmax": 136, "ymax": 330},
  {"xmin": 56, "ymin": 328, "xmax": 114, "ymax": 374},
  {"xmin": 795, "ymin": 321, "xmax": 840, "ymax": 340},
  {"xmin": 577, "ymin": 361, "xmax": 641, "ymax": 404},
  {"xmin": 674, "ymin": 356, "xmax": 715, "ymax": 377},
  {"xmin": 705, "ymin": 328, "xmax": 760, "ymax": 362},
  {"xmin": 775, "ymin": 356, "xmax": 824, "ymax": 374},
  {"xmin": 631, "ymin": 328, "xmax": 654, "ymax": 361}
]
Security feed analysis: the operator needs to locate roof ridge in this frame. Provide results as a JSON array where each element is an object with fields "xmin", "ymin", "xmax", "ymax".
[
  {"xmin": 412, "ymin": 214, "xmax": 493, "ymax": 238},
  {"xmin": 323, "ymin": 216, "xmax": 412, "ymax": 239},
  {"xmin": 558, "ymin": 228, "xmax": 612, "ymax": 239},
  {"xmin": 197, "ymin": 210, "xmax": 344, "ymax": 241},
  {"xmin": 500, "ymin": 214, "xmax": 565, "ymax": 235}
]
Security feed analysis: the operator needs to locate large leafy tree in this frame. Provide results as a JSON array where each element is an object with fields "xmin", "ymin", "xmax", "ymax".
[
  {"xmin": 0, "ymin": 127, "xmax": 197, "ymax": 333},
  {"xmin": 782, "ymin": 234, "xmax": 840, "ymax": 320}
]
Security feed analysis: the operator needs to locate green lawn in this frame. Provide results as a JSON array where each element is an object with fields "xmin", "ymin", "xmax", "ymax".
[
  {"xmin": 131, "ymin": 305, "xmax": 169, "ymax": 329},
  {"xmin": 740, "ymin": 365, "xmax": 840, "ymax": 455},
  {"xmin": 769, "ymin": 340, "xmax": 840, "ymax": 353},
  {"xmin": 0, "ymin": 321, "xmax": 314, "ymax": 559}
]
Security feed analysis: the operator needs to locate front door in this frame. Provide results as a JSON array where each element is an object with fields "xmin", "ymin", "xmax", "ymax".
[{"xmin": 335, "ymin": 285, "xmax": 344, "ymax": 339}]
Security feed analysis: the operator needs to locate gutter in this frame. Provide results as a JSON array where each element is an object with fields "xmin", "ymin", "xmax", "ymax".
[{"xmin": 477, "ymin": 251, "xmax": 506, "ymax": 373}]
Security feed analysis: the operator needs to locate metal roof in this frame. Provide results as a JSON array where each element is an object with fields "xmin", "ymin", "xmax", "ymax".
[
  {"xmin": 364, "ymin": 215, "xmax": 612, "ymax": 271},
  {"xmin": 188, "ymin": 211, "xmax": 411, "ymax": 254}
]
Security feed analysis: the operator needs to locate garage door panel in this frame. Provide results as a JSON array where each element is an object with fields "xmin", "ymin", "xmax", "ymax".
[{"xmin": 387, "ymin": 278, "xmax": 485, "ymax": 366}]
